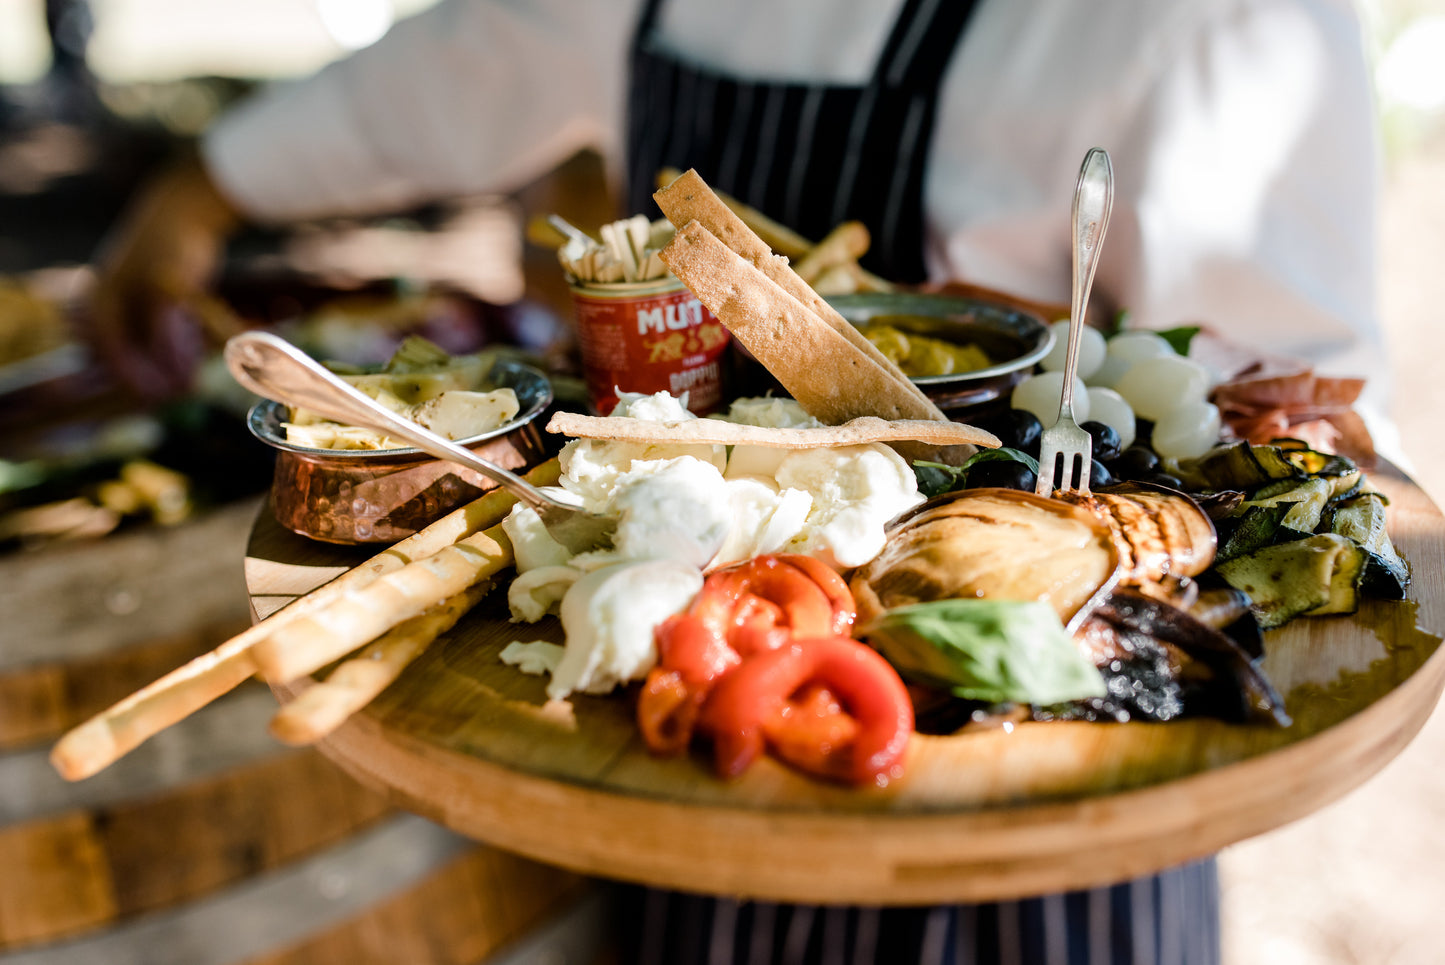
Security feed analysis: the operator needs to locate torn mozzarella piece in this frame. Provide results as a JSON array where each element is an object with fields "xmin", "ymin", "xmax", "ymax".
[
  {"xmin": 508, "ymin": 565, "xmax": 584, "ymax": 622},
  {"xmin": 776, "ymin": 443, "xmax": 925, "ymax": 569},
  {"xmin": 721, "ymin": 396, "xmax": 824, "ymax": 480},
  {"xmin": 610, "ymin": 457, "xmax": 733, "ymax": 568},
  {"xmin": 559, "ymin": 437, "xmax": 726, "ymax": 510},
  {"xmin": 547, "ymin": 559, "xmax": 703, "ymax": 700},
  {"xmin": 712, "ymin": 475, "xmax": 812, "ymax": 567},
  {"xmin": 502, "ymin": 491, "xmax": 583, "ymax": 573},
  {"xmin": 499, "ymin": 640, "xmax": 566, "ymax": 677},
  {"xmin": 560, "ymin": 391, "xmax": 726, "ymax": 511}
]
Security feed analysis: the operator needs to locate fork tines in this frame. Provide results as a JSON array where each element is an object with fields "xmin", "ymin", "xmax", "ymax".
[{"xmin": 1035, "ymin": 418, "xmax": 1094, "ymax": 497}]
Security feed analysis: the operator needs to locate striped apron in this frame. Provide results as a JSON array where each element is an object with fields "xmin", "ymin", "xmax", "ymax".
[
  {"xmin": 619, "ymin": 2, "xmax": 1222, "ymax": 962},
  {"xmin": 625, "ymin": 0, "xmax": 980, "ymax": 283}
]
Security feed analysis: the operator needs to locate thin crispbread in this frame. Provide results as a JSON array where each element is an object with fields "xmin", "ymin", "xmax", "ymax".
[
  {"xmin": 659, "ymin": 221, "xmax": 944, "ymax": 435},
  {"xmin": 546, "ymin": 412, "xmax": 1000, "ymax": 450},
  {"xmin": 653, "ymin": 169, "xmax": 943, "ymax": 421}
]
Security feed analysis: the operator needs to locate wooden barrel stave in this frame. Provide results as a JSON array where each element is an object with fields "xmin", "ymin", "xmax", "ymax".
[
  {"xmin": 0, "ymin": 499, "xmax": 264, "ymax": 672},
  {"xmin": 0, "ymin": 620, "xmax": 249, "ymax": 753},
  {"xmin": 1, "ymin": 501, "xmax": 598, "ymax": 964},
  {"xmin": 0, "ymin": 685, "xmax": 303, "ymax": 826},
  {"xmin": 245, "ymin": 849, "xmax": 593, "ymax": 965}
]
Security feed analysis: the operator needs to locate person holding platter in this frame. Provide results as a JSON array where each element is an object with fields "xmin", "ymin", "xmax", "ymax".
[{"xmin": 87, "ymin": 0, "xmax": 1385, "ymax": 962}]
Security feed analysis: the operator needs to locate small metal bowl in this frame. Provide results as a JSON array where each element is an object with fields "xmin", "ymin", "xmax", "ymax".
[
  {"xmin": 247, "ymin": 357, "xmax": 553, "ymax": 544},
  {"xmin": 828, "ymin": 293, "xmax": 1054, "ymax": 418}
]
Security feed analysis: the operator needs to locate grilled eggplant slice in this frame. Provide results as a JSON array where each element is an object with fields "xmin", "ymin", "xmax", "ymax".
[
  {"xmin": 1065, "ymin": 589, "xmax": 1290, "ymax": 726},
  {"xmin": 851, "ymin": 489, "xmax": 1120, "ymax": 630},
  {"xmin": 1057, "ymin": 483, "xmax": 1218, "ymax": 596}
]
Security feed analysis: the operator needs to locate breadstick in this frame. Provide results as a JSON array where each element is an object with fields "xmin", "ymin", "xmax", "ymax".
[
  {"xmin": 655, "ymin": 168, "xmax": 894, "ymax": 292},
  {"xmin": 653, "ymin": 169, "xmax": 941, "ymax": 420},
  {"xmin": 810, "ymin": 263, "xmax": 860, "ymax": 297},
  {"xmin": 268, "ymin": 581, "xmax": 493, "ymax": 745},
  {"xmin": 546, "ymin": 412, "xmax": 999, "ymax": 450},
  {"xmin": 50, "ymin": 458, "xmax": 560, "ymax": 781},
  {"xmin": 250, "ymin": 524, "xmax": 515, "ymax": 684},
  {"xmin": 792, "ymin": 222, "xmax": 870, "ymax": 284},
  {"xmin": 845, "ymin": 261, "xmax": 896, "ymax": 294},
  {"xmin": 655, "ymin": 167, "xmax": 812, "ymax": 258}
]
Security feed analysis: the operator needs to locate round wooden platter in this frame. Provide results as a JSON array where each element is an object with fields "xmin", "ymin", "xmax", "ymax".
[{"xmin": 244, "ymin": 465, "xmax": 1445, "ymax": 905}]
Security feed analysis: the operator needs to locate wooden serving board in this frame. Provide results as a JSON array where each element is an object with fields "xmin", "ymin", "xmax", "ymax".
[{"xmin": 245, "ymin": 466, "xmax": 1445, "ymax": 904}]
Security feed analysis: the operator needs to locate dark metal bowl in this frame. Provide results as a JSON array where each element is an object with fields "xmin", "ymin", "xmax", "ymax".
[
  {"xmin": 828, "ymin": 293, "xmax": 1054, "ymax": 418},
  {"xmin": 246, "ymin": 357, "xmax": 553, "ymax": 544}
]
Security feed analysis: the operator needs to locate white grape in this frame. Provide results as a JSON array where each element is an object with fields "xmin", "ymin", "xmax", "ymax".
[
  {"xmin": 1011, "ymin": 371, "xmax": 1090, "ymax": 427},
  {"xmin": 1040, "ymin": 320, "xmax": 1106, "ymax": 380},
  {"xmin": 1086, "ymin": 352, "xmax": 1133, "ymax": 388},
  {"xmin": 1112, "ymin": 355, "xmax": 1210, "ymax": 421},
  {"xmin": 1108, "ymin": 331, "xmax": 1174, "ymax": 364},
  {"xmin": 1085, "ymin": 387, "xmax": 1136, "ymax": 450},
  {"xmin": 1152, "ymin": 401, "xmax": 1222, "ymax": 460},
  {"xmin": 1088, "ymin": 331, "xmax": 1173, "ymax": 388}
]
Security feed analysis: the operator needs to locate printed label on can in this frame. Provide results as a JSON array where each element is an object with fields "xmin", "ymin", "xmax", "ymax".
[{"xmin": 571, "ymin": 281, "xmax": 731, "ymax": 415}]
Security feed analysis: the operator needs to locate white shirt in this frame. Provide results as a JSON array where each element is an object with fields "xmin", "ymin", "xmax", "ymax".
[{"xmin": 203, "ymin": 0, "xmax": 1385, "ymax": 398}]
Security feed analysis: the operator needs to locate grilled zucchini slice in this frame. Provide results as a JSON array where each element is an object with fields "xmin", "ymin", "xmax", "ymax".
[
  {"xmin": 1216, "ymin": 533, "xmax": 1366, "ymax": 629},
  {"xmin": 1328, "ymin": 493, "xmax": 1411, "ymax": 599},
  {"xmin": 1239, "ymin": 477, "xmax": 1333, "ymax": 538}
]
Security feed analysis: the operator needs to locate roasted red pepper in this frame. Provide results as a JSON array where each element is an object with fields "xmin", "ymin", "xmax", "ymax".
[
  {"xmin": 635, "ymin": 669, "xmax": 698, "ymax": 756},
  {"xmin": 777, "ymin": 554, "xmax": 857, "ymax": 636},
  {"xmin": 698, "ymin": 636, "xmax": 913, "ymax": 786},
  {"xmin": 637, "ymin": 555, "xmax": 908, "ymax": 785}
]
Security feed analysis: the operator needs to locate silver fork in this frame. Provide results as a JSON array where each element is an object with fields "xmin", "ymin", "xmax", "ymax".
[{"xmin": 1036, "ymin": 147, "xmax": 1114, "ymax": 497}]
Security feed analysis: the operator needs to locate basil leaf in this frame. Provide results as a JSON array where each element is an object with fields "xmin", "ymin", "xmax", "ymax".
[
  {"xmin": 960, "ymin": 447, "xmax": 1040, "ymax": 475},
  {"xmin": 1156, "ymin": 325, "xmax": 1201, "ymax": 357},
  {"xmin": 912, "ymin": 462, "xmax": 959, "ymax": 499},
  {"xmin": 912, "ymin": 449, "xmax": 1040, "ymax": 498},
  {"xmin": 861, "ymin": 599, "xmax": 1106, "ymax": 705}
]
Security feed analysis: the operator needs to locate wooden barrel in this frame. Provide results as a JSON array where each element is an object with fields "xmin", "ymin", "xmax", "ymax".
[{"xmin": 0, "ymin": 499, "xmax": 597, "ymax": 965}]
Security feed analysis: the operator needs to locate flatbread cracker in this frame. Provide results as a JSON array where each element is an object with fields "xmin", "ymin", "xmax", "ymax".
[
  {"xmin": 654, "ymin": 169, "xmax": 941, "ymax": 420},
  {"xmin": 547, "ymin": 412, "xmax": 1000, "ymax": 450},
  {"xmin": 660, "ymin": 221, "xmax": 938, "ymax": 430}
]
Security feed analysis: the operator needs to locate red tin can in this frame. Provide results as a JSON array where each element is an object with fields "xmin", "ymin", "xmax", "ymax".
[{"xmin": 569, "ymin": 278, "xmax": 731, "ymax": 415}]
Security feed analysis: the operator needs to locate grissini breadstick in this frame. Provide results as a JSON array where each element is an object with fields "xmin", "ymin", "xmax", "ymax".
[
  {"xmin": 250, "ymin": 524, "xmax": 515, "ymax": 685},
  {"xmin": 792, "ymin": 221, "xmax": 870, "ymax": 285},
  {"xmin": 546, "ymin": 412, "xmax": 999, "ymax": 450},
  {"xmin": 655, "ymin": 167, "xmax": 813, "ymax": 259},
  {"xmin": 50, "ymin": 458, "xmax": 560, "ymax": 781},
  {"xmin": 268, "ymin": 580, "xmax": 493, "ymax": 745},
  {"xmin": 654, "ymin": 167, "xmax": 894, "ymax": 291},
  {"xmin": 810, "ymin": 263, "xmax": 859, "ymax": 297},
  {"xmin": 654, "ymin": 169, "xmax": 938, "ymax": 419},
  {"xmin": 844, "ymin": 260, "xmax": 897, "ymax": 293}
]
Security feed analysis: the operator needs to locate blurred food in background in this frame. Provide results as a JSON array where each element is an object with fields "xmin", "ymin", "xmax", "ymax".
[{"xmin": 0, "ymin": 0, "xmax": 598, "ymax": 554}]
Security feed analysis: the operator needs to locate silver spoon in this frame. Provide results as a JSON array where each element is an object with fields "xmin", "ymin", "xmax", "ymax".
[{"xmin": 225, "ymin": 331, "xmax": 615, "ymax": 554}]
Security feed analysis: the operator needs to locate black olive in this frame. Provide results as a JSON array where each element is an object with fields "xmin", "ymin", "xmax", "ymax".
[
  {"xmin": 965, "ymin": 459, "xmax": 1037, "ymax": 492},
  {"xmin": 1139, "ymin": 471, "xmax": 1184, "ymax": 490},
  {"xmin": 1089, "ymin": 459, "xmax": 1116, "ymax": 489},
  {"xmin": 1108, "ymin": 445, "xmax": 1160, "ymax": 479},
  {"xmin": 1080, "ymin": 421, "xmax": 1122, "ymax": 462},
  {"xmin": 983, "ymin": 409, "xmax": 1043, "ymax": 456},
  {"xmin": 1133, "ymin": 418, "xmax": 1155, "ymax": 447}
]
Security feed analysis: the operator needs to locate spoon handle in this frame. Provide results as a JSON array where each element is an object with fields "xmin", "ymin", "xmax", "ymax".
[{"xmin": 1061, "ymin": 147, "xmax": 1113, "ymax": 420}]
